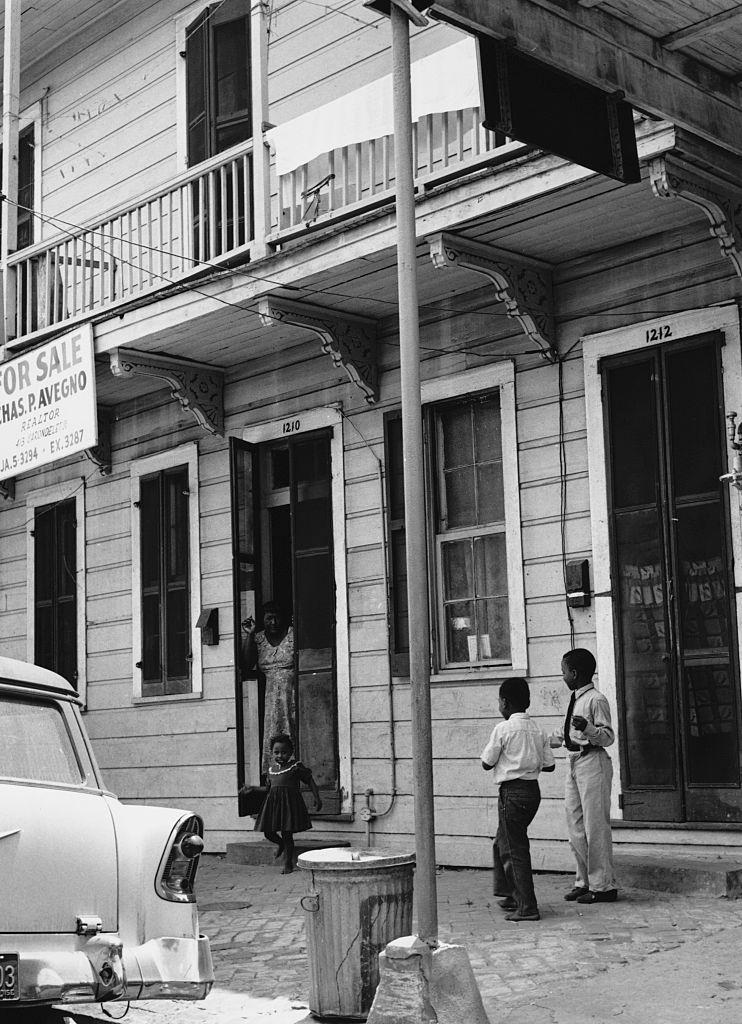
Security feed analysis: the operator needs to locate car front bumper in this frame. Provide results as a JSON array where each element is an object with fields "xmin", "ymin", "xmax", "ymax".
[{"xmin": 9, "ymin": 933, "xmax": 214, "ymax": 1005}]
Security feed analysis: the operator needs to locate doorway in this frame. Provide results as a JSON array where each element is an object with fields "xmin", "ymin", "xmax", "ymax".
[
  {"xmin": 602, "ymin": 332, "xmax": 742, "ymax": 822},
  {"xmin": 231, "ymin": 428, "xmax": 341, "ymax": 813}
]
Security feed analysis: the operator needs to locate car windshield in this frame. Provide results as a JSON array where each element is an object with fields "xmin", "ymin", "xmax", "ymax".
[{"xmin": 0, "ymin": 695, "xmax": 84, "ymax": 785}]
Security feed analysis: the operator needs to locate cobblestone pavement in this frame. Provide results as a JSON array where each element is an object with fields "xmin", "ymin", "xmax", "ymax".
[{"xmin": 63, "ymin": 853, "xmax": 742, "ymax": 1023}]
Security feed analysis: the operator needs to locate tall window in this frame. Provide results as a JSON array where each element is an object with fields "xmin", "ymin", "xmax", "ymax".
[
  {"xmin": 34, "ymin": 499, "xmax": 77, "ymax": 685},
  {"xmin": 185, "ymin": 0, "xmax": 251, "ymax": 166},
  {"xmin": 0, "ymin": 124, "xmax": 34, "ymax": 251},
  {"xmin": 385, "ymin": 370, "xmax": 525, "ymax": 674},
  {"xmin": 139, "ymin": 466, "xmax": 191, "ymax": 696}
]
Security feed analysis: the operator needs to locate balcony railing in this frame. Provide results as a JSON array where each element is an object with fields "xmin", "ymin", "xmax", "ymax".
[
  {"xmin": 4, "ymin": 107, "xmax": 522, "ymax": 344},
  {"xmin": 7, "ymin": 142, "xmax": 256, "ymax": 342},
  {"xmin": 275, "ymin": 106, "xmax": 518, "ymax": 234}
]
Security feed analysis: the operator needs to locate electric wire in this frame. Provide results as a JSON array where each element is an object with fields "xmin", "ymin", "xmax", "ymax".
[{"xmin": 1, "ymin": 196, "xmax": 544, "ymax": 361}]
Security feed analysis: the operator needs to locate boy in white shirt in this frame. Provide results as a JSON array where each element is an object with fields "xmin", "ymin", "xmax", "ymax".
[{"xmin": 481, "ymin": 677, "xmax": 555, "ymax": 922}]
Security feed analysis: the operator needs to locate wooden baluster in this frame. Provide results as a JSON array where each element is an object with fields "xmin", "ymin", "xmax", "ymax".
[
  {"xmin": 231, "ymin": 159, "xmax": 240, "ymax": 247},
  {"xmin": 443, "ymin": 111, "xmax": 451, "ymax": 168},
  {"xmin": 219, "ymin": 164, "xmax": 228, "ymax": 254},
  {"xmin": 383, "ymin": 135, "xmax": 391, "ymax": 190},
  {"xmin": 328, "ymin": 151, "xmax": 336, "ymax": 212},
  {"xmin": 354, "ymin": 143, "xmax": 362, "ymax": 203},
  {"xmin": 244, "ymin": 154, "xmax": 253, "ymax": 241},
  {"xmin": 341, "ymin": 147, "xmax": 349, "ymax": 208}
]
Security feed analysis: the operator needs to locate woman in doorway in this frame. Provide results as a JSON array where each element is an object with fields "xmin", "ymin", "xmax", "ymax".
[{"xmin": 242, "ymin": 602, "xmax": 296, "ymax": 776}]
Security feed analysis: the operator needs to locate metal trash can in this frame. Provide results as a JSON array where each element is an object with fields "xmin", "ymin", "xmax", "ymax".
[{"xmin": 299, "ymin": 847, "xmax": 415, "ymax": 1020}]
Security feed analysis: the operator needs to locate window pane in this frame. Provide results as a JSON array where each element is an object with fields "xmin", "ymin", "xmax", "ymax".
[
  {"xmin": 387, "ymin": 415, "xmax": 405, "ymax": 521},
  {"xmin": 440, "ymin": 404, "xmax": 473, "ymax": 468},
  {"xmin": 214, "ymin": 20, "xmax": 249, "ymax": 119},
  {"xmin": 445, "ymin": 466, "xmax": 476, "ymax": 528},
  {"xmin": 392, "ymin": 529, "xmax": 409, "ymax": 655},
  {"xmin": 667, "ymin": 344, "xmax": 722, "ymax": 497},
  {"xmin": 474, "ymin": 394, "xmax": 501, "ymax": 461},
  {"xmin": 685, "ymin": 664, "xmax": 739, "ymax": 785},
  {"xmin": 477, "ymin": 598, "xmax": 510, "ymax": 660},
  {"xmin": 474, "ymin": 534, "xmax": 508, "ymax": 597},
  {"xmin": 477, "ymin": 463, "xmax": 504, "ymax": 523},
  {"xmin": 605, "ymin": 359, "xmax": 657, "ymax": 508},
  {"xmin": 444, "ymin": 600, "xmax": 475, "ymax": 663},
  {"xmin": 676, "ymin": 503, "xmax": 730, "ymax": 652},
  {"xmin": 0, "ymin": 698, "xmax": 83, "ymax": 785},
  {"xmin": 271, "ymin": 446, "xmax": 289, "ymax": 489},
  {"xmin": 442, "ymin": 540, "xmax": 473, "ymax": 600},
  {"xmin": 59, "ymin": 505, "xmax": 77, "ymax": 599}
]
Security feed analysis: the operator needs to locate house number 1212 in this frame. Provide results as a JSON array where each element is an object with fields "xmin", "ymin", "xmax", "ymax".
[{"xmin": 646, "ymin": 324, "xmax": 672, "ymax": 343}]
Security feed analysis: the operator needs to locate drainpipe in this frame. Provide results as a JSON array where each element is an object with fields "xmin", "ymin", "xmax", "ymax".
[{"xmin": 1, "ymin": 0, "xmax": 21, "ymax": 350}]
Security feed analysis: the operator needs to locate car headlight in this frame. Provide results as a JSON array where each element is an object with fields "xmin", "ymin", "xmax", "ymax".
[{"xmin": 156, "ymin": 814, "xmax": 204, "ymax": 902}]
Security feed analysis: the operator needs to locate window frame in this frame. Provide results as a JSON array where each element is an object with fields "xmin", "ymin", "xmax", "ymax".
[
  {"xmin": 130, "ymin": 442, "xmax": 203, "ymax": 703},
  {"xmin": 175, "ymin": 0, "xmax": 252, "ymax": 171},
  {"xmin": 387, "ymin": 362, "xmax": 526, "ymax": 678},
  {"xmin": 26, "ymin": 479, "xmax": 87, "ymax": 706}
]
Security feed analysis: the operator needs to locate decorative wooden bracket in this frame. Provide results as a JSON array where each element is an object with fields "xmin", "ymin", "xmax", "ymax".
[
  {"xmin": 109, "ymin": 348, "xmax": 225, "ymax": 436},
  {"xmin": 257, "ymin": 297, "xmax": 379, "ymax": 404},
  {"xmin": 649, "ymin": 155, "xmax": 742, "ymax": 278},
  {"xmin": 427, "ymin": 232, "xmax": 558, "ymax": 363},
  {"xmin": 0, "ymin": 478, "xmax": 16, "ymax": 501},
  {"xmin": 84, "ymin": 406, "xmax": 113, "ymax": 476}
]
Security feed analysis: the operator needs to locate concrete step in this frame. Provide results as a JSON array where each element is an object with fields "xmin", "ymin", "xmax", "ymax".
[
  {"xmin": 530, "ymin": 839, "xmax": 742, "ymax": 897},
  {"xmin": 614, "ymin": 851, "xmax": 742, "ymax": 897},
  {"xmin": 225, "ymin": 836, "xmax": 351, "ymax": 866}
]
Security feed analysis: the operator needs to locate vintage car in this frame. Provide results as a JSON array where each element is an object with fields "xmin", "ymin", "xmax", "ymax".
[{"xmin": 0, "ymin": 656, "xmax": 214, "ymax": 1015}]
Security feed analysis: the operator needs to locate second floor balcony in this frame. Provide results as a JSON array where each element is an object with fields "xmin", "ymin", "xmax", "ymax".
[{"xmin": 4, "ymin": 98, "xmax": 523, "ymax": 349}]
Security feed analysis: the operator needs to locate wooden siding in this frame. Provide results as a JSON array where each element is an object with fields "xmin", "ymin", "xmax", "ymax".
[{"xmin": 1, "ymin": 216, "xmax": 737, "ymax": 863}]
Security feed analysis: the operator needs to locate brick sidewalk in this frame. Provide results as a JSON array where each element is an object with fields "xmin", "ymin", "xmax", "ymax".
[{"xmin": 66, "ymin": 852, "xmax": 742, "ymax": 1023}]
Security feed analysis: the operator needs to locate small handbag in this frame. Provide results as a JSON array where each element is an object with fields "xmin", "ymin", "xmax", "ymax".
[{"xmin": 238, "ymin": 785, "xmax": 268, "ymax": 817}]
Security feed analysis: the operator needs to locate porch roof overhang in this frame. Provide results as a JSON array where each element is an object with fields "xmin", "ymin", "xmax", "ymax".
[{"xmin": 83, "ymin": 116, "xmax": 742, "ymax": 415}]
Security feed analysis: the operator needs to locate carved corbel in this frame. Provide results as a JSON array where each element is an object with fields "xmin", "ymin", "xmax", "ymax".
[
  {"xmin": 427, "ymin": 232, "xmax": 558, "ymax": 363},
  {"xmin": 649, "ymin": 155, "xmax": 742, "ymax": 278},
  {"xmin": 84, "ymin": 406, "xmax": 113, "ymax": 476},
  {"xmin": 257, "ymin": 297, "xmax": 379, "ymax": 404},
  {"xmin": 0, "ymin": 478, "xmax": 16, "ymax": 501},
  {"xmin": 109, "ymin": 348, "xmax": 224, "ymax": 436}
]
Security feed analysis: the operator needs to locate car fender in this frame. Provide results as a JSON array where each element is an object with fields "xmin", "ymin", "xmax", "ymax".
[{"xmin": 104, "ymin": 798, "xmax": 202, "ymax": 945}]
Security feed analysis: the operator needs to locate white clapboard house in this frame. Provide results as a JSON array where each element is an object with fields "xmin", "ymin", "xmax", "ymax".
[{"xmin": 1, "ymin": 0, "xmax": 742, "ymax": 867}]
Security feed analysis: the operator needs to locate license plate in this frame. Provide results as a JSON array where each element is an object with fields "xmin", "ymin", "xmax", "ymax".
[{"xmin": 0, "ymin": 954, "xmax": 19, "ymax": 1001}]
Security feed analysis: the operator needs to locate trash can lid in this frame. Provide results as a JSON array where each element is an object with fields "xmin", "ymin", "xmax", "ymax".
[{"xmin": 298, "ymin": 847, "xmax": 415, "ymax": 871}]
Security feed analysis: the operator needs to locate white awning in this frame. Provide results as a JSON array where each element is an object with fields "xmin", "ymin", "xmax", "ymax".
[{"xmin": 267, "ymin": 36, "xmax": 480, "ymax": 176}]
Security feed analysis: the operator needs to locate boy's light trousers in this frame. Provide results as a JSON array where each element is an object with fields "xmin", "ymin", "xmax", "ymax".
[{"xmin": 564, "ymin": 747, "xmax": 615, "ymax": 892}]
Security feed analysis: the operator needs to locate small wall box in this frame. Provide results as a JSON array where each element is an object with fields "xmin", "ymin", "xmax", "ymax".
[
  {"xmin": 196, "ymin": 608, "xmax": 219, "ymax": 645},
  {"xmin": 566, "ymin": 559, "xmax": 591, "ymax": 608}
]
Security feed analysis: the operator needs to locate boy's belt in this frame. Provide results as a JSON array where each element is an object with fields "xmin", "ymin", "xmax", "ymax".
[{"xmin": 569, "ymin": 743, "xmax": 600, "ymax": 757}]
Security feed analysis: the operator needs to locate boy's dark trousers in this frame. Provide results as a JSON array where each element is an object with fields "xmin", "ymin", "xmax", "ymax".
[{"xmin": 493, "ymin": 778, "xmax": 541, "ymax": 915}]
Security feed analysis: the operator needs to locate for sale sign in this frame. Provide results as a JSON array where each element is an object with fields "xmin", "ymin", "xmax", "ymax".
[{"xmin": 0, "ymin": 324, "xmax": 97, "ymax": 478}]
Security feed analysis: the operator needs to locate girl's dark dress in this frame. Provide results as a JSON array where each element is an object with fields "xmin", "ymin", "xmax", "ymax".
[{"xmin": 254, "ymin": 760, "xmax": 314, "ymax": 834}]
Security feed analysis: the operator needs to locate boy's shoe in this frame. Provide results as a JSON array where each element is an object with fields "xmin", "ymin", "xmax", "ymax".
[
  {"xmin": 505, "ymin": 910, "xmax": 540, "ymax": 922},
  {"xmin": 497, "ymin": 897, "xmax": 518, "ymax": 911},
  {"xmin": 563, "ymin": 886, "xmax": 590, "ymax": 901},
  {"xmin": 576, "ymin": 889, "xmax": 618, "ymax": 904}
]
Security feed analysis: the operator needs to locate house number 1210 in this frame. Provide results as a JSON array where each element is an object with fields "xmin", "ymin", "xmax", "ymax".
[
  {"xmin": 282, "ymin": 419, "xmax": 301, "ymax": 434},
  {"xmin": 645, "ymin": 324, "xmax": 672, "ymax": 343}
]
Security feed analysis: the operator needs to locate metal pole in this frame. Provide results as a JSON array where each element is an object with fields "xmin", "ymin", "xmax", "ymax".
[{"xmin": 390, "ymin": 2, "xmax": 438, "ymax": 944}]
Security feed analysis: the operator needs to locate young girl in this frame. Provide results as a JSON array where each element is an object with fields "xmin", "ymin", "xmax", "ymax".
[{"xmin": 254, "ymin": 734, "xmax": 322, "ymax": 874}]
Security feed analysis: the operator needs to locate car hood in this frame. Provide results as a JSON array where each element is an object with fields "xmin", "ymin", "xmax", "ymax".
[{"xmin": 0, "ymin": 781, "xmax": 117, "ymax": 934}]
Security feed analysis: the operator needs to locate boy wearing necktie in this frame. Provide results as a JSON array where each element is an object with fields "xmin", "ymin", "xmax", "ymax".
[{"xmin": 551, "ymin": 648, "xmax": 617, "ymax": 904}]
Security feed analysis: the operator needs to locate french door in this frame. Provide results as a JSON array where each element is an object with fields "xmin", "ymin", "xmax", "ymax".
[
  {"xmin": 603, "ymin": 332, "xmax": 742, "ymax": 821},
  {"xmin": 231, "ymin": 431, "xmax": 340, "ymax": 813}
]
